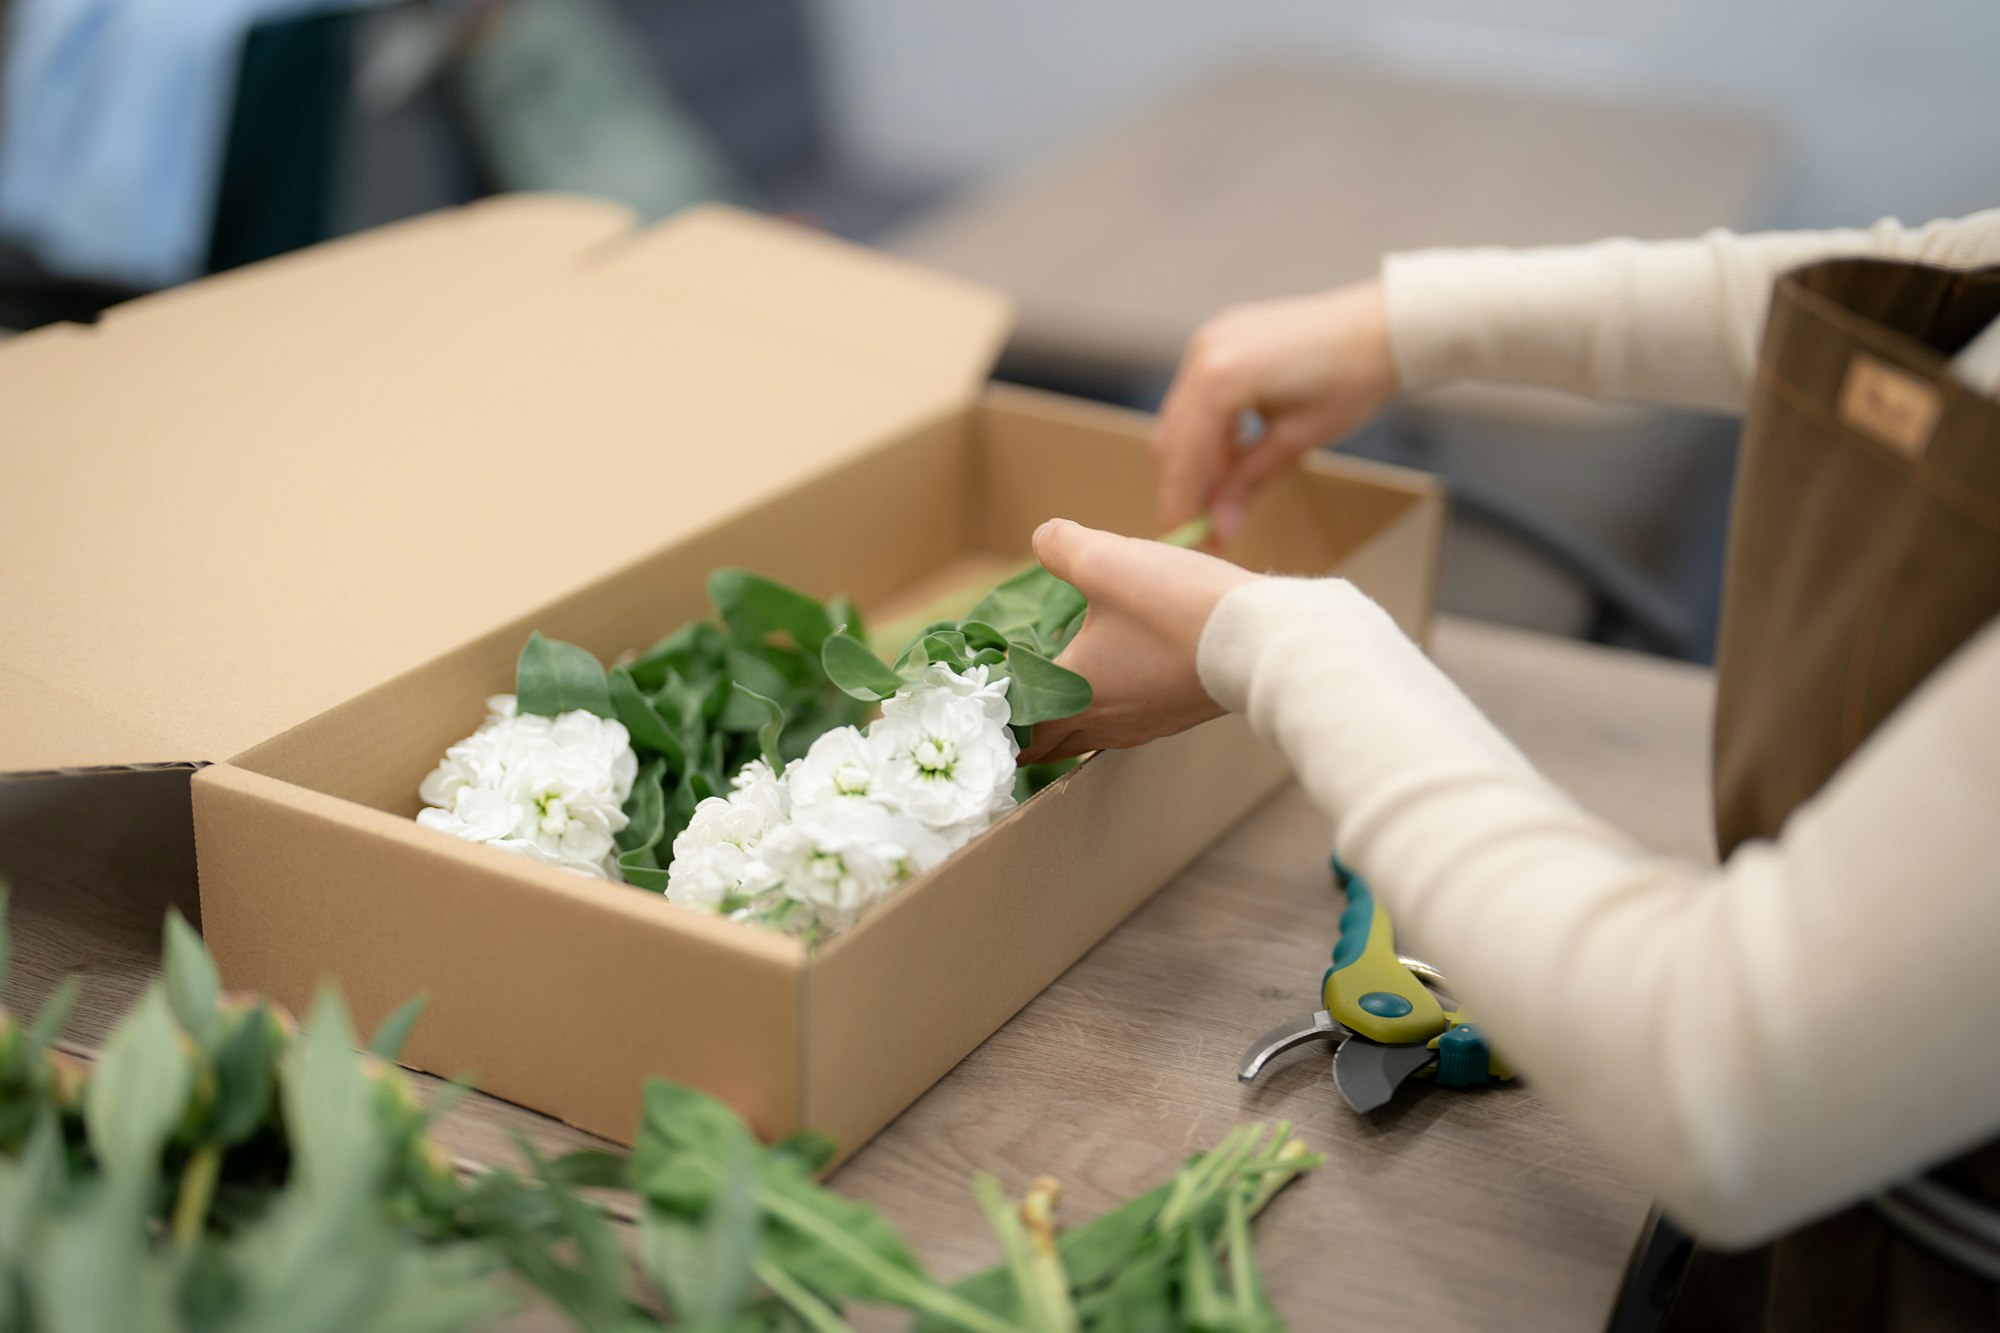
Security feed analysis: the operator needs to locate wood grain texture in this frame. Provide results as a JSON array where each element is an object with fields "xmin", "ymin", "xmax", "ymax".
[
  {"xmin": 0, "ymin": 618, "xmax": 1715, "ymax": 1332},
  {"xmin": 887, "ymin": 61, "xmax": 1777, "ymax": 381}
]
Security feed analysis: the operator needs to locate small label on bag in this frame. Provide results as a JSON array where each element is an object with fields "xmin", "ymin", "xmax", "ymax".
[{"xmin": 1838, "ymin": 353, "xmax": 1942, "ymax": 458}]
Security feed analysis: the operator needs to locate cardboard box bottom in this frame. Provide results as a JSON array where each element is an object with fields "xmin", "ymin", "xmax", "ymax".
[{"xmin": 194, "ymin": 385, "xmax": 1440, "ymax": 1159}]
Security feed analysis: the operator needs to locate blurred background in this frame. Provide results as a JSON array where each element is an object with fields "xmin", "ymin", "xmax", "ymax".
[{"xmin": 4, "ymin": 0, "xmax": 1996, "ymax": 661}]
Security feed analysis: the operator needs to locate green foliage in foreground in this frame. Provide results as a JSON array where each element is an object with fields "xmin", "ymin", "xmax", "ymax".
[{"xmin": 0, "ymin": 893, "xmax": 1314, "ymax": 1331}]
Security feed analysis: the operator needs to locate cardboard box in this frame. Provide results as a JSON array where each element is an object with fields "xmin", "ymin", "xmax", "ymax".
[{"xmin": 2, "ymin": 198, "xmax": 1441, "ymax": 1158}]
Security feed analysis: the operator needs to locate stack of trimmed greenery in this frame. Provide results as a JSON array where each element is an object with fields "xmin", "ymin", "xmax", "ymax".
[{"xmin": 0, "ymin": 896, "xmax": 1318, "ymax": 1331}]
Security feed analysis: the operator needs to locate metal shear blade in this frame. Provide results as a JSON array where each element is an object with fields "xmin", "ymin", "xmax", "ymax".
[
  {"xmin": 1331, "ymin": 1038, "xmax": 1438, "ymax": 1114},
  {"xmin": 1237, "ymin": 1010, "xmax": 1349, "ymax": 1083}
]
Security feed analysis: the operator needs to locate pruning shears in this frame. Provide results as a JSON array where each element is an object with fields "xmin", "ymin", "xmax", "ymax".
[{"xmin": 1237, "ymin": 857, "xmax": 1515, "ymax": 1112}]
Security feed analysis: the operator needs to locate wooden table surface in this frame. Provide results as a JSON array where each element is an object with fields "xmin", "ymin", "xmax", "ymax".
[
  {"xmin": 887, "ymin": 61, "xmax": 1778, "ymax": 382},
  {"xmin": 0, "ymin": 617, "xmax": 1716, "ymax": 1332}
]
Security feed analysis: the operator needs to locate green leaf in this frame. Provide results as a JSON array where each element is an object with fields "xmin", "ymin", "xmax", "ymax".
[
  {"xmin": 726, "ymin": 684, "xmax": 787, "ymax": 773},
  {"xmin": 1047, "ymin": 605, "xmax": 1089, "ymax": 656},
  {"xmin": 84, "ymin": 987, "xmax": 192, "ymax": 1180},
  {"xmin": 638, "ymin": 1208, "xmax": 709, "ymax": 1315},
  {"xmin": 623, "ymin": 863, "xmax": 673, "ymax": 893},
  {"xmin": 828, "ymin": 595, "xmax": 865, "ymax": 647},
  {"xmin": 518, "ymin": 1136, "xmax": 628, "ymax": 1330},
  {"xmin": 770, "ymin": 1130, "xmax": 838, "ymax": 1175},
  {"xmin": 515, "ymin": 632, "xmax": 613, "ymax": 719},
  {"xmin": 163, "ymin": 909, "xmax": 222, "ymax": 1053},
  {"xmin": 1014, "ymin": 759, "xmax": 1079, "ymax": 802},
  {"xmin": 545, "ymin": 1149, "xmax": 629, "ymax": 1191},
  {"xmin": 630, "ymin": 620, "xmax": 728, "ymax": 691},
  {"xmin": 368, "ymin": 995, "xmax": 428, "ymax": 1062},
  {"xmin": 629, "ymin": 1079, "xmax": 760, "ymax": 1216},
  {"xmin": 283, "ymin": 988, "xmax": 381, "ymax": 1195},
  {"xmin": 966, "ymin": 566, "xmax": 1085, "ymax": 648},
  {"xmin": 757, "ymin": 1169, "xmax": 1015, "ymax": 1333},
  {"xmin": 698, "ymin": 1138, "xmax": 762, "ymax": 1322},
  {"xmin": 959, "ymin": 621, "xmax": 1010, "ymax": 652},
  {"xmin": 610, "ymin": 666, "xmax": 686, "ymax": 768},
  {"xmin": 723, "ymin": 647, "xmax": 795, "ymax": 712},
  {"xmin": 919, "ymin": 631, "xmax": 972, "ymax": 674},
  {"xmin": 821, "ymin": 630, "xmax": 904, "ymax": 702},
  {"xmin": 617, "ymin": 760, "xmax": 668, "ymax": 857},
  {"xmin": 36, "ymin": 1177, "xmax": 174, "ymax": 1333},
  {"xmin": 210, "ymin": 1002, "xmax": 282, "ymax": 1145},
  {"xmin": 709, "ymin": 569, "xmax": 836, "ymax": 653},
  {"xmin": 1001, "ymin": 647, "xmax": 1092, "ymax": 728},
  {"xmin": 26, "ymin": 973, "xmax": 82, "ymax": 1053}
]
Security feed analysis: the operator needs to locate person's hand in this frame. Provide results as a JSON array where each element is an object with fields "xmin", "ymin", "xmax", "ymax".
[
  {"xmin": 1154, "ymin": 277, "xmax": 1398, "ymax": 541},
  {"xmin": 1018, "ymin": 519, "xmax": 1258, "ymax": 764}
]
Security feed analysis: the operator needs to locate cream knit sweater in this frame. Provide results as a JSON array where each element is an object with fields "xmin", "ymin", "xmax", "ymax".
[{"xmin": 1196, "ymin": 211, "xmax": 2000, "ymax": 1246}]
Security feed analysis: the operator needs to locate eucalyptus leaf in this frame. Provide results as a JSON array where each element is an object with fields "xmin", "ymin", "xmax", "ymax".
[
  {"xmin": 610, "ymin": 667, "xmax": 686, "ymax": 768},
  {"xmin": 727, "ymin": 684, "xmax": 787, "ymax": 773},
  {"xmin": 629, "ymin": 621, "xmax": 726, "ymax": 692},
  {"xmin": 84, "ymin": 987, "xmax": 192, "ymax": 1181},
  {"xmin": 966, "ymin": 566, "xmax": 1085, "ymax": 647},
  {"xmin": 919, "ymin": 631, "xmax": 972, "ymax": 674},
  {"xmin": 821, "ymin": 630, "xmax": 903, "ymax": 702},
  {"xmin": 210, "ymin": 1005, "xmax": 281, "ymax": 1146},
  {"xmin": 163, "ymin": 909, "xmax": 222, "ymax": 1054},
  {"xmin": 617, "ymin": 760, "xmax": 668, "ymax": 857},
  {"xmin": 1001, "ymin": 646, "xmax": 1093, "ymax": 728},
  {"xmin": 827, "ymin": 595, "xmax": 864, "ymax": 647},
  {"xmin": 516, "ymin": 632, "xmax": 613, "ymax": 719},
  {"xmin": 26, "ymin": 973, "xmax": 81, "ymax": 1054},
  {"xmin": 368, "ymin": 995, "xmax": 429, "ymax": 1063},
  {"xmin": 958, "ymin": 621, "xmax": 1010, "ymax": 652},
  {"xmin": 709, "ymin": 569, "xmax": 836, "ymax": 653},
  {"xmin": 722, "ymin": 648, "xmax": 794, "ymax": 710}
]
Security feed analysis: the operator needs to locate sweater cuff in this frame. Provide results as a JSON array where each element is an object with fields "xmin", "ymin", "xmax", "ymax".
[{"xmin": 1196, "ymin": 576, "xmax": 1384, "ymax": 715}]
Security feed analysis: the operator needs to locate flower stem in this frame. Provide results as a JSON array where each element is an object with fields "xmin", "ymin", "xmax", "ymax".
[
  {"xmin": 753, "ymin": 1258, "xmax": 852, "ymax": 1333},
  {"xmin": 171, "ymin": 1142, "xmax": 221, "ymax": 1247},
  {"xmin": 754, "ymin": 1185, "xmax": 1022, "ymax": 1333}
]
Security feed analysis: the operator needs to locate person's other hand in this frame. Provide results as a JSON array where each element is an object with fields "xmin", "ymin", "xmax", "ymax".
[
  {"xmin": 1154, "ymin": 277, "xmax": 1398, "ymax": 542},
  {"xmin": 1018, "ymin": 519, "xmax": 1258, "ymax": 765}
]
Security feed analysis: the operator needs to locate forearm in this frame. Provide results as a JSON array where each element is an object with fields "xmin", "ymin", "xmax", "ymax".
[
  {"xmin": 1198, "ymin": 579, "xmax": 2000, "ymax": 1243},
  {"xmin": 1382, "ymin": 210, "xmax": 2000, "ymax": 413}
]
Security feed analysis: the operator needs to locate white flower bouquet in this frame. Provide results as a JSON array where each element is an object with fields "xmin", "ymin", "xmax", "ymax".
[{"xmin": 417, "ymin": 559, "xmax": 1101, "ymax": 943}]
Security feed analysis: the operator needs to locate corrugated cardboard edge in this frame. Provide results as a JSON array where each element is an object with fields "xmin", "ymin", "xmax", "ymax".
[
  {"xmin": 2, "ymin": 197, "xmax": 1013, "ymax": 778},
  {"xmin": 193, "ymin": 762, "xmax": 808, "ymax": 1144},
  {"xmin": 191, "ymin": 385, "xmax": 1445, "ymax": 1154}
]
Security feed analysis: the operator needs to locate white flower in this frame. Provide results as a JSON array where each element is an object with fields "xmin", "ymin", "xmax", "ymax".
[
  {"xmin": 728, "ymin": 757, "xmax": 791, "ymax": 825},
  {"xmin": 757, "ymin": 801, "xmax": 950, "ymax": 934},
  {"xmin": 871, "ymin": 668, "xmax": 1019, "ymax": 834},
  {"xmin": 664, "ymin": 784, "xmax": 789, "ymax": 911},
  {"xmin": 785, "ymin": 726, "xmax": 887, "ymax": 811},
  {"xmin": 416, "ymin": 701, "xmax": 637, "ymax": 878},
  {"xmin": 885, "ymin": 662, "xmax": 1012, "ymax": 729}
]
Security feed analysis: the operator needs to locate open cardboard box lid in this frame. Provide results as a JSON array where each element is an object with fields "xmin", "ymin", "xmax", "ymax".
[{"xmin": 0, "ymin": 198, "xmax": 1012, "ymax": 775}]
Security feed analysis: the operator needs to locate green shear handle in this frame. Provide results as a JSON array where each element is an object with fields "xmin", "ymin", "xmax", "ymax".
[{"xmin": 1322, "ymin": 862, "xmax": 1448, "ymax": 1044}]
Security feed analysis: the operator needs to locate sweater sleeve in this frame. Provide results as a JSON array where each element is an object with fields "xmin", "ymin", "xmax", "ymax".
[
  {"xmin": 1197, "ymin": 577, "xmax": 2000, "ymax": 1246},
  {"xmin": 1382, "ymin": 210, "xmax": 2000, "ymax": 414}
]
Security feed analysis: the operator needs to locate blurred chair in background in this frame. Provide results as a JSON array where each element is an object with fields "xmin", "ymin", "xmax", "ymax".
[{"xmin": 0, "ymin": 0, "xmax": 942, "ymax": 330}]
